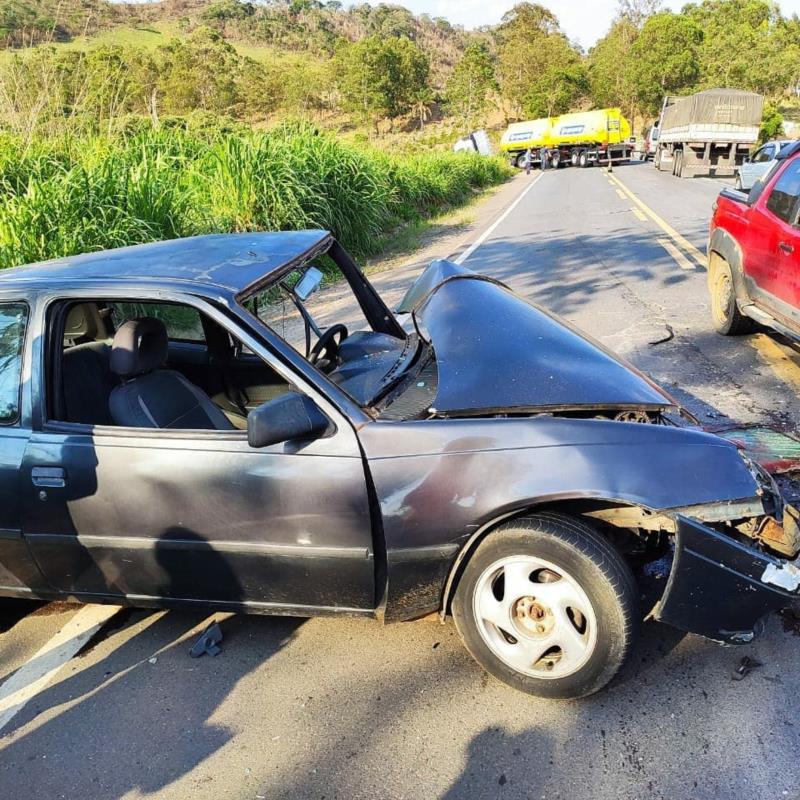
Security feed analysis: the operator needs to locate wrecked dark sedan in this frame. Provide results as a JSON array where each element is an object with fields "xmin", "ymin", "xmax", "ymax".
[{"xmin": 0, "ymin": 231, "xmax": 798, "ymax": 699}]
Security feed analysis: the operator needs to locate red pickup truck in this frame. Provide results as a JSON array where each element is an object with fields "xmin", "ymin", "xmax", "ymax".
[{"xmin": 708, "ymin": 140, "xmax": 800, "ymax": 337}]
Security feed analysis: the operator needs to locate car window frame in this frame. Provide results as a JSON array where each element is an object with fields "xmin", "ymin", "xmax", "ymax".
[
  {"xmin": 37, "ymin": 288, "xmax": 359, "ymax": 445},
  {"xmin": 0, "ymin": 299, "xmax": 30, "ymax": 428},
  {"xmin": 764, "ymin": 157, "xmax": 800, "ymax": 226},
  {"xmin": 108, "ymin": 300, "xmax": 207, "ymax": 344}
]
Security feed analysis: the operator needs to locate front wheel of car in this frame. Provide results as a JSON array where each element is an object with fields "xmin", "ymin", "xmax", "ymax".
[
  {"xmin": 734, "ymin": 175, "xmax": 743, "ymax": 191},
  {"xmin": 709, "ymin": 254, "xmax": 753, "ymax": 335},
  {"xmin": 452, "ymin": 514, "xmax": 639, "ymax": 699}
]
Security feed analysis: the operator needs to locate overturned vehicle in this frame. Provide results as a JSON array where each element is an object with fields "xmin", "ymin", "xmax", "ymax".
[{"xmin": 2, "ymin": 232, "xmax": 798, "ymax": 699}]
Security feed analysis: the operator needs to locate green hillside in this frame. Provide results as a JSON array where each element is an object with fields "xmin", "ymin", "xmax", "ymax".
[{"xmin": 3, "ymin": 1, "xmax": 800, "ymax": 144}]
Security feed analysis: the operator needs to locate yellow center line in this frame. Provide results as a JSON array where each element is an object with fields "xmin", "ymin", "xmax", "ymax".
[
  {"xmin": 749, "ymin": 333, "xmax": 800, "ymax": 394},
  {"xmin": 630, "ymin": 206, "xmax": 647, "ymax": 222},
  {"xmin": 657, "ymin": 237, "xmax": 696, "ymax": 271},
  {"xmin": 605, "ymin": 170, "xmax": 707, "ymax": 269},
  {"xmin": 615, "ymin": 188, "xmax": 627, "ymax": 200}
]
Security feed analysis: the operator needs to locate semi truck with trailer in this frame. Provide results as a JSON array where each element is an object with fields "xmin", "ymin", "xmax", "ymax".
[
  {"xmin": 500, "ymin": 108, "xmax": 634, "ymax": 169},
  {"xmin": 653, "ymin": 89, "xmax": 764, "ymax": 178}
]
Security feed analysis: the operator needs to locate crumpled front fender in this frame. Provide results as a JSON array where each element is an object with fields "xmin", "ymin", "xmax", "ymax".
[{"xmin": 654, "ymin": 515, "xmax": 798, "ymax": 644}]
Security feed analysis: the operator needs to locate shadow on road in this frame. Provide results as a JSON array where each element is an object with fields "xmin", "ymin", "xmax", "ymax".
[{"xmin": 0, "ymin": 528, "xmax": 306, "ymax": 800}]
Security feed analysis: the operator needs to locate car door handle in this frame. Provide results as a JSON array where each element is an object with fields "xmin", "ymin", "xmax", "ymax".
[
  {"xmin": 31, "ymin": 467, "xmax": 66, "ymax": 488},
  {"xmin": 779, "ymin": 241, "xmax": 794, "ymax": 255}
]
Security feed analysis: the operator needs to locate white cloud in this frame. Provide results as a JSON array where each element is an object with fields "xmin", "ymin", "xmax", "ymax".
[{"xmin": 368, "ymin": 0, "xmax": 800, "ymax": 49}]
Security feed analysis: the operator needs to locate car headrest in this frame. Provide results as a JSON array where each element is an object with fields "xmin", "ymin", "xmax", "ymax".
[
  {"xmin": 110, "ymin": 318, "xmax": 168, "ymax": 377},
  {"xmin": 64, "ymin": 303, "xmax": 104, "ymax": 341}
]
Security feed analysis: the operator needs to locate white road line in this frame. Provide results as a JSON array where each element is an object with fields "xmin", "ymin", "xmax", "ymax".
[
  {"xmin": 657, "ymin": 237, "xmax": 696, "ymax": 271},
  {"xmin": 0, "ymin": 603, "xmax": 121, "ymax": 735},
  {"xmin": 455, "ymin": 172, "xmax": 544, "ymax": 265}
]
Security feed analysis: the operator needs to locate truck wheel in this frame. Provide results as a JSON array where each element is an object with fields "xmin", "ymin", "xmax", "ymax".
[
  {"xmin": 673, "ymin": 150, "xmax": 683, "ymax": 178},
  {"xmin": 709, "ymin": 254, "xmax": 753, "ymax": 335},
  {"xmin": 452, "ymin": 513, "xmax": 639, "ymax": 699},
  {"xmin": 570, "ymin": 150, "xmax": 580, "ymax": 167},
  {"xmin": 550, "ymin": 151, "xmax": 561, "ymax": 169},
  {"xmin": 578, "ymin": 151, "xmax": 589, "ymax": 168},
  {"xmin": 515, "ymin": 153, "xmax": 527, "ymax": 169}
]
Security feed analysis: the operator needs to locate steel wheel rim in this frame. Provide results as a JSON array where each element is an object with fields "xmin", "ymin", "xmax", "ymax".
[
  {"xmin": 714, "ymin": 269, "xmax": 733, "ymax": 322},
  {"xmin": 472, "ymin": 554, "xmax": 598, "ymax": 680}
]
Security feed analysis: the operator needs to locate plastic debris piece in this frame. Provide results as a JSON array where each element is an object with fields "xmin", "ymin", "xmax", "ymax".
[
  {"xmin": 732, "ymin": 655, "xmax": 762, "ymax": 681},
  {"xmin": 189, "ymin": 621, "xmax": 223, "ymax": 658}
]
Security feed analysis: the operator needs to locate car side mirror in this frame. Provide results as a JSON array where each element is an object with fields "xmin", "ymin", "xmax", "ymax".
[
  {"xmin": 743, "ymin": 156, "xmax": 751, "ymax": 163},
  {"xmin": 294, "ymin": 267, "xmax": 323, "ymax": 301},
  {"xmin": 247, "ymin": 393, "xmax": 329, "ymax": 448}
]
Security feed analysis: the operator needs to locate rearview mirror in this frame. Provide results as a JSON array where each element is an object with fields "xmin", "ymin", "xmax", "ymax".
[
  {"xmin": 294, "ymin": 267, "xmax": 323, "ymax": 301},
  {"xmin": 248, "ymin": 393, "xmax": 329, "ymax": 448}
]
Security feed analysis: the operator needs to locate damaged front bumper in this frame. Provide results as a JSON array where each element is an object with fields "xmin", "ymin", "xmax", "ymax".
[{"xmin": 654, "ymin": 514, "xmax": 800, "ymax": 644}]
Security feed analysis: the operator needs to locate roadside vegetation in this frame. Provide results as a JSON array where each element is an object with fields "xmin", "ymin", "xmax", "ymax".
[
  {"xmin": 4, "ymin": 0, "xmax": 800, "ymax": 139},
  {"xmin": 0, "ymin": 124, "xmax": 511, "ymax": 268},
  {"xmin": 2, "ymin": 0, "xmax": 799, "ymax": 268}
]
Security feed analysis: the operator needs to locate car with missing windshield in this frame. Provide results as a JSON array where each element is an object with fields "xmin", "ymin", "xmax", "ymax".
[{"xmin": 0, "ymin": 232, "xmax": 798, "ymax": 699}]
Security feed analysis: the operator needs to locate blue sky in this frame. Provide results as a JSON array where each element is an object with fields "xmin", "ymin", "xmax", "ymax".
[{"xmin": 373, "ymin": 0, "xmax": 800, "ymax": 49}]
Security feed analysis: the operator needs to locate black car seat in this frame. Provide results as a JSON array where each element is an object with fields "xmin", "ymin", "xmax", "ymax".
[
  {"xmin": 108, "ymin": 318, "xmax": 234, "ymax": 430},
  {"xmin": 62, "ymin": 303, "xmax": 117, "ymax": 425}
]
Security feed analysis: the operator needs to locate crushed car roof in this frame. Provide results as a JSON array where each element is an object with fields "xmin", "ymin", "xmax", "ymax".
[{"xmin": 0, "ymin": 231, "xmax": 331, "ymax": 293}]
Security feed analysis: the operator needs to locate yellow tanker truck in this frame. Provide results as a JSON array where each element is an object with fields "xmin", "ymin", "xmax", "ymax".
[{"xmin": 500, "ymin": 108, "xmax": 634, "ymax": 169}]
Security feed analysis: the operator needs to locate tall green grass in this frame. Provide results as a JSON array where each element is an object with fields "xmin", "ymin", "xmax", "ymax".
[{"xmin": 0, "ymin": 125, "xmax": 512, "ymax": 268}]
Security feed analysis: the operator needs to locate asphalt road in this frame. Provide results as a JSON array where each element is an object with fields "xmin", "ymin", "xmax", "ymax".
[{"xmin": 3, "ymin": 161, "xmax": 800, "ymax": 800}]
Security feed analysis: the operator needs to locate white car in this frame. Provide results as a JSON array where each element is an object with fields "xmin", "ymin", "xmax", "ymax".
[{"xmin": 736, "ymin": 139, "xmax": 794, "ymax": 190}]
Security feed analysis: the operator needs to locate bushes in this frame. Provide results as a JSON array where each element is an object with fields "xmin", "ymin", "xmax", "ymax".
[{"xmin": 0, "ymin": 125, "xmax": 512, "ymax": 268}]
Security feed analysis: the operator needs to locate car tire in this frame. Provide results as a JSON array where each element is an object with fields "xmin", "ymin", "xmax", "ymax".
[
  {"xmin": 734, "ymin": 175, "xmax": 743, "ymax": 191},
  {"xmin": 452, "ymin": 513, "xmax": 639, "ymax": 699},
  {"xmin": 709, "ymin": 254, "xmax": 753, "ymax": 335},
  {"xmin": 578, "ymin": 151, "xmax": 589, "ymax": 168}
]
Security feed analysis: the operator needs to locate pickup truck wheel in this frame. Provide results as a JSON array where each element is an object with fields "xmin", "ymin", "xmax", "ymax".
[
  {"xmin": 734, "ymin": 175, "xmax": 743, "ymax": 191},
  {"xmin": 452, "ymin": 513, "xmax": 639, "ymax": 699},
  {"xmin": 709, "ymin": 255, "xmax": 753, "ymax": 335}
]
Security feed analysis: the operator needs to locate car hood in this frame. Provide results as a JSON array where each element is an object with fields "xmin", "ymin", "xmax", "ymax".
[{"xmin": 402, "ymin": 260, "xmax": 677, "ymax": 417}]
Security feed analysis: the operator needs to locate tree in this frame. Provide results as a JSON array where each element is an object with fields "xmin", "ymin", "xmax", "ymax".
[
  {"xmin": 629, "ymin": 12, "xmax": 703, "ymax": 115},
  {"xmin": 444, "ymin": 42, "xmax": 497, "ymax": 129},
  {"xmin": 496, "ymin": 4, "xmax": 586, "ymax": 118},
  {"xmin": 684, "ymin": 0, "xmax": 800, "ymax": 97},
  {"xmin": 588, "ymin": 19, "xmax": 639, "ymax": 119},
  {"xmin": 335, "ymin": 35, "xmax": 430, "ymax": 131},
  {"xmin": 155, "ymin": 27, "xmax": 241, "ymax": 115},
  {"xmin": 616, "ymin": 0, "xmax": 663, "ymax": 28},
  {"xmin": 759, "ymin": 101, "xmax": 785, "ymax": 143}
]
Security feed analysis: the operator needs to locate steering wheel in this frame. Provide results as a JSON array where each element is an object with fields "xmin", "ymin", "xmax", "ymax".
[{"xmin": 309, "ymin": 324, "xmax": 348, "ymax": 366}]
